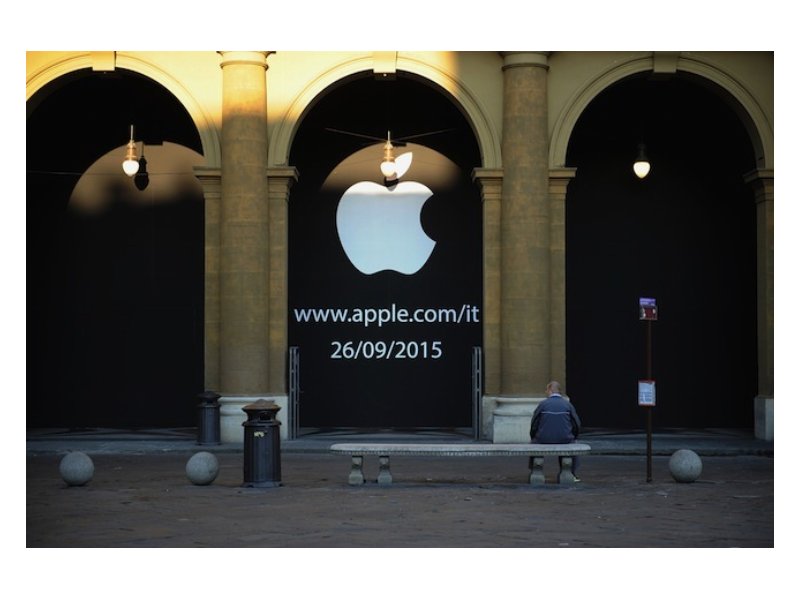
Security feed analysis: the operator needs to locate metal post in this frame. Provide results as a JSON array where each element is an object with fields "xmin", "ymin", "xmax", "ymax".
[
  {"xmin": 472, "ymin": 347, "xmax": 483, "ymax": 441},
  {"xmin": 289, "ymin": 346, "xmax": 300, "ymax": 440},
  {"xmin": 646, "ymin": 320, "xmax": 653, "ymax": 483},
  {"xmin": 639, "ymin": 297, "xmax": 657, "ymax": 483},
  {"xmin": 196, "ymin": 390, "xmax": 221, "ymax": 446}
]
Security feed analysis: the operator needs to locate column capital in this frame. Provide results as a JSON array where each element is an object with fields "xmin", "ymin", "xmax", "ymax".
[
  {"xmin": 548, "ymin": 167, "xmax": 578, "ymax": 194},
  {"xmin": 194, "ymin": 166, "xmax": 222, "ymax": 197},
  {"xmin": 744, "ymin": 168, "xmax": 774, "ymax": 204},
  {"xmin": 501, "ymin": 52, "xmax": 550, "ymax": 70},
  {"xmin": 194, "ymin": 165, "xmax": 222, "ymax": 181},
  {"xmin": 472, "ymin": 167, "xmax": 503, "ymax": 181},
  {"xmin": 267, "ymin": 166, "xmax": 300, "ymax": 182},
  {"xmin": 472, "ymin": 168, "xmax": 503, "ymax": 202},
  {"xmin": 549, "ymin": 167, "xmax": 578, "ymax": 181},
  {"xmin": 267, "ymin": 166, "xmax": 300, "ymax": 201},
  {"xmin": 218, "ymin": 51, "xmax": 273, "ymax": 69},
  {"xmin": 744, "ymin": 168, "xmax": 774, "ymax": 185}
]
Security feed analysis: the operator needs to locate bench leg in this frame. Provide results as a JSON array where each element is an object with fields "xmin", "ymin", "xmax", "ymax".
[
  {"xmin": 348, "ymin": 455, "xmax": 365, "ymax": 486},
  {"xmin": 529, "ymin": 457, "xmax": 545, "ymax": 486},
  {"xmin": 558, "ymin": 456, "xmax": 577, "ymax": 484},
  {"xmin": 377, "ymin": 455, "xmax": 393, "ymax": 485}
]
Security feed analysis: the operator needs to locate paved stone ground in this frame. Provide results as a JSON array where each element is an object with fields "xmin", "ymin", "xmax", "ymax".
[{"xmin": 27, "ymin": 452, "xmax": 773, "ymax": 547}]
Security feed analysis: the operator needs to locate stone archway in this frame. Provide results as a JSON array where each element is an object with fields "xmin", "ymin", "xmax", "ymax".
[
  {"xmin": 27, "ymin": 52, "xmax": 221, "ymax": 168},
  {"xmin": 286, "ymin": 72, "xmax": 484, "ymax": 431},
  {"xmin": 269, "ymin": 53, "xmax": 501, "ymax": 171},
  {"xmin": 549, "ymin": 54, "xmax": 772, "ymax": 171},
  {"xmin": 27, "ymin": 67, "xmax": 206, "ymax": 428},
  {"xmin": 553, "ymin": 55, "xmax": 772, "ymax": 439},
  {"xmin": 564, "ymin": 74, "xmax": 761, "ymax": 431}
]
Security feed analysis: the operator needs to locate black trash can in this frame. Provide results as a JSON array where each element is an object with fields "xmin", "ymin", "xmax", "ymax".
[
  {"xmin": 241, "ymin": 399, "xmax": 282, "ymax": 488},
  {"xmin": 196, "ymin": 391, "xmax": 221, "ymax": 445}
]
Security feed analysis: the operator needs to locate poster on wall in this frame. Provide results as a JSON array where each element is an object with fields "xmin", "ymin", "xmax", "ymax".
[{"xmin": 289, "ymin": 141, "xmax": 482, "ymax": 429}]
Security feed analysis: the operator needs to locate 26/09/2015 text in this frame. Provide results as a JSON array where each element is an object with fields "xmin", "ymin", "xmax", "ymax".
[{"xmin": 330, "ymin": 340, "xmax": 443, "ymax": 360}]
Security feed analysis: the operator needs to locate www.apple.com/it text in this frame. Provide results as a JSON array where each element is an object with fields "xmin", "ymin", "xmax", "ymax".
[
  {"xmin": 293, "ymin": 303, "xmax": 480, "ymax": 328},
  {"xmin": 331, "ymin": 340, "xmax": 444, "ymax": 360}
]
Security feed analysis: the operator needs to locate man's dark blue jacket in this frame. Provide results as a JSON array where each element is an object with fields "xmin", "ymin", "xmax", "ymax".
[{"xmin": 529, "ymin": 394, "xmax": 581, "ymax": 443}]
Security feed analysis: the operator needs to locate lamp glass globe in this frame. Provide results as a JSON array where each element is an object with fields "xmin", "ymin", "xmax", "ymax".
[
  {"xmin": 380, "ymin": 160, "xmax": 396, "ymax": 177},
  {"xmin": 633, "ymin": 160, "xmax": 651, "ymax": 179},
  {"xmin": 122, "ymin": 158, "xmax": 140, "ymax": 177}
]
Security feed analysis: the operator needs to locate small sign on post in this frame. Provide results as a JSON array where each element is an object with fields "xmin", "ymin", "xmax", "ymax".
[
  {"xmin": 639, "ymin": 297, "xmax": 657, "ymax": 483},
  {"xmin": 639, "ymin": 297, "xmax": 658, "ymax": 320},
  {"xmin": 638, "ymin": 379, "xmax": 656, "ymax": 406}
]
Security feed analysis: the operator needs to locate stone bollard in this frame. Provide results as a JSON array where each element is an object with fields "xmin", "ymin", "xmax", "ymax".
[
  {"xmin": 186, "ymin": 451, "xmax": 220, "ymax": 485},
  {"xmin": 59, "ymin": 451, "xmax": 94, "ymax": 486},
  {"xmin": 669, "ymin": 449, "xmax": 703, "ymax": 483}
]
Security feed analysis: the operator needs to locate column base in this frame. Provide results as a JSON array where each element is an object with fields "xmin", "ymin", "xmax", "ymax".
[
  {"xmin": 754, "ymin": 395, "xmax": 773, "ymax": 441},
  {"xmin": 220, "ymin": 395, "xmax": 289, "ymax": 443},
  {"xmin": 485, "ymin": 396, "xmax": 544, "ymax": 443}
]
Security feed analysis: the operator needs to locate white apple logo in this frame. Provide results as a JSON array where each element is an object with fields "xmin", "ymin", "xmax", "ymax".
[{"xmin": 336, "ymin": 152, "xmax": 436, "ymax": 275}]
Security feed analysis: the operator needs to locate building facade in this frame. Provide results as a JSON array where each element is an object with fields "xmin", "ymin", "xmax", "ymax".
[{"xmin": 26, "ymin": 51, "xmax": 774, "ymax": 441}]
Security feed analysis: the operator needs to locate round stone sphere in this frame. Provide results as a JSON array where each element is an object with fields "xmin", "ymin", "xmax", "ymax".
[
  {"xmin": 186, "ymin": 451, "xmax": 219, "ymax": 485},
  {"xmin": 59, "ymin": 451, "xmax": 94, "ymax": 486},
  {"xmin": 669, "ymin": 449, "xmax": 703, "ymax": 483}
]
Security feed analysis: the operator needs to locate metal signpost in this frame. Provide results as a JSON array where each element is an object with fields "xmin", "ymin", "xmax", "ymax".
[
  {"xmin": 639, "ymin": 298, "xmax": 657, "ymax": 482},
  {"xmin": 472, "ymin": 346, "xmax": 483, "ymax": 441}
]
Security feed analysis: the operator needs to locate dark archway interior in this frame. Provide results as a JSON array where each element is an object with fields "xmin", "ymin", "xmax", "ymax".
[
  {"xmin": 28, "ymin": 69, "xmax": 205, "ymax": 428},
  {"xmin": 288, "ymin": 73, "xmax": 483, "ymax": 429},
  {"xmin": 566, "ymin": 75, "xmax": 758, "ymax": 430}
]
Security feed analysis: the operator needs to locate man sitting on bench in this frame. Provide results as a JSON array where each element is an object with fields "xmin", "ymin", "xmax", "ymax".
[{"xmin": 530, "ymin": 381, "xmax": 583, "ymax": 482}]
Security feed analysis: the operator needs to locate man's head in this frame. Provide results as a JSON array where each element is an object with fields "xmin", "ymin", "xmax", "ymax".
[{"xmin": 546, "ymin": 381, "xmax": 562, "ymax": 395}]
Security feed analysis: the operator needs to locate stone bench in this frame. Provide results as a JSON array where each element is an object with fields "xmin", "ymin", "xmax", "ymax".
[{"xmin": 329, "ymin": 442, "xmax": 591, "ymax": 486}]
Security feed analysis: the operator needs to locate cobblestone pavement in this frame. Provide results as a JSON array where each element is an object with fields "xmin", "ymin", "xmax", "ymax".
[{"xmin": 27, "ymin": 452, "xmax": 773, "ymax": 548}]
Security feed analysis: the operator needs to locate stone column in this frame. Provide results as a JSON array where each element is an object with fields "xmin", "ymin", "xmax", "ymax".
[
  {"xmin": 549, "ymin": 168, "xmax": 577, "ymax": 386},
  {"xmin": 267, "ymin": 167, "xmax": 298, "ymax": 396},
  {"xmin": 745, "ymin": 169, "xmax": 774, "ymax": 440},
  {"xmin": 473, "ymin": 168, "xmax": 503, "ymax": 440},
  {"xmin": 194, "ymin": 166, "xmax": 222, "ymax": 392},
  {"xmin": 500, "ymin": 52, "xmax": 551, "ymax": 394},
  {"xmin": 484, "ymin": 52, "xmax": 551, "ymax": 442},
  {"xmin": 472, "ymin": 168, "xmax": 503, "ymax": 397},
  {"xmin": 218, "ymin": 51, "xmax": 272, "ymax": 442}
]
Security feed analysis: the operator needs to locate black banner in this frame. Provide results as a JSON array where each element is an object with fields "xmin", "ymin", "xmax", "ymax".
[{"xmin": 289, "ymin": 142, "xmax": 482, "ymax": 428}]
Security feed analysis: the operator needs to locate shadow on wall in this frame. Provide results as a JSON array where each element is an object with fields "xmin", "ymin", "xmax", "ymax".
[{"xmin": 28, "ymin": 142, "xmax": 206, "ymax": 428}]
